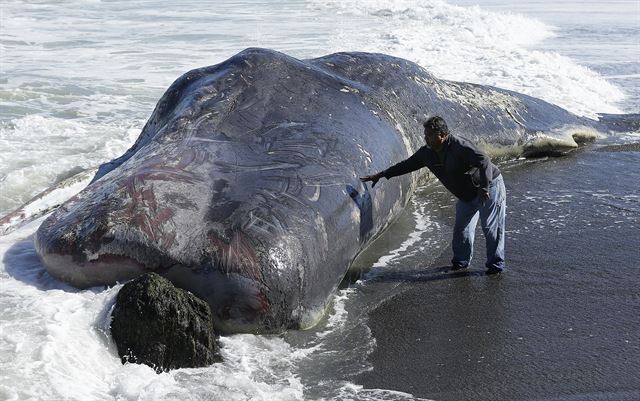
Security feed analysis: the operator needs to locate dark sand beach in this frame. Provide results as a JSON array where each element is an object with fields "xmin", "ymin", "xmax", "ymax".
[{"xmin": 357, "ymin": 147, "xmax": 640, "ymax": 401}]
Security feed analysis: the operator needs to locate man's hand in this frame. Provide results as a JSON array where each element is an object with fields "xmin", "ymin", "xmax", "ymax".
[
  {"xmin": 360, "ymin": 172, "xmax": 383, "ymax": 188},
  {"xmin": 478, "ymin": 188, "xmax": 490, "ymax": 205}
]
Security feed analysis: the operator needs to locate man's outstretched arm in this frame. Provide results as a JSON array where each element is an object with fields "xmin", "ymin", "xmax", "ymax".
[{"xmin": 360, "ymin": 147, "xmax": 429, "ymax": 188}]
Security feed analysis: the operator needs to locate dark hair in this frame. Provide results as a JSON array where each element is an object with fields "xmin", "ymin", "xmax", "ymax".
[{"xmin": 423, "ymin": 116, "xmax": 449, "ymax": 135}]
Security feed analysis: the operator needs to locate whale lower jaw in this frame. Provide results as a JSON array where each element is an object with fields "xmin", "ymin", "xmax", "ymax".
[
  {"xmin": 37, "ymin": 251, "xmax": 148, "ymax": 289},
  {"xmin": 36, "ymin": 250, "xmax": 295, "ymax": 334}
]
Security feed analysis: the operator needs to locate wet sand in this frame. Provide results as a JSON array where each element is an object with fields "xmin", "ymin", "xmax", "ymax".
[{"xmin": 357, "ymin": 149, "xmax": 640, "ymax": 401}]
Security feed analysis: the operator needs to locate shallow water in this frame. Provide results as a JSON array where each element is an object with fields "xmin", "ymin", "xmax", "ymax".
[{"xmin": 1, "ymin": 1, "xmax": 638, "ymax": 400}]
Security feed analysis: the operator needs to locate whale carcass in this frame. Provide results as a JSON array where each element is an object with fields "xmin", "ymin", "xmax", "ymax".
[{"xmin": 35, "ymin": 48, "xmax": 599, "ymax": 333}]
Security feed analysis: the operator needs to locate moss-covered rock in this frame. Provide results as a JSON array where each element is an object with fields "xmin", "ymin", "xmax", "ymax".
[{"xmin": 110, "ymin": 273, "xmax": 219, "ymax": 372}]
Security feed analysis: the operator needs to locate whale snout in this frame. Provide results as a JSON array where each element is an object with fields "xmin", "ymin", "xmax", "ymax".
[{"xmin": 34, "ymin": 214, "xmax": 175, "ymax": 288}]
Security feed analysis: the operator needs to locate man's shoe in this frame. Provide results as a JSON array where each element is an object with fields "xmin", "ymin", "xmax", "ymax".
[
  {"xmin": 485, "ymin": 266, "xmax": 504, "ymax": 275},
  {"xmin": 450, "ymin": 263, "xmax": 469, "ymax": 272}
]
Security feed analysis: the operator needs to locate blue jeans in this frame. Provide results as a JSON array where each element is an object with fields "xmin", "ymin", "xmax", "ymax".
[{"xmin": 451, "ymin": 175, "xmax": 506, "ymax": 271}]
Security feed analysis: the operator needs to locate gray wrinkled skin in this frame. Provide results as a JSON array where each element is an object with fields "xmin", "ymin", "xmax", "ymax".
[{"xmin": 35, "ymin": 48, "xmax": 599, "ymax": 333}]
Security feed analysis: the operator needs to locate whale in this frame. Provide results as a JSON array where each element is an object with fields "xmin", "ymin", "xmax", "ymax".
[{"xmin": 35, "ymin": 48, "xmax": 608, "ymax": 333}]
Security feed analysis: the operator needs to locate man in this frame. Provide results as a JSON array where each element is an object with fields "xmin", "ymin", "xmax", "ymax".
[{"xmin": 360, "ymin": 116, "xmax": 506, "ymax": 275}]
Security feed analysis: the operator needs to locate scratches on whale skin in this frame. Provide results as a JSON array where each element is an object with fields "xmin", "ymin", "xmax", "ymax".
[
  {"xmin": 307, "ymin": 184, "xmax": 321, "ymax": 202},
  {"xmin": 264, "ymin": 147, "xmax": 317, "ymax": 160},
  {"xmin": 266, "ymin": 172, "xmax": 304, "ymax": 194},
  {"xmin": 122, "ymin": 182, "xmax": 177, "ymax": 248},
  {"xmin": 262, "ymin": 138, "xmax": 335, "ymax": 159},
  {"xmin": 106, "ymin": 152, "xmax": 207, "ymax": 249},
  {"xmin": 301, "ymin": 173, "xmax": 346, "ymax": 187},
  {"xmin": 251, "ymin": 172, "xmax": 341, "ymax": 206},
  {"xmin": 207, "ymin": 230, "xmax": 263, "ymax": 282},
  {"xmin": 242, "ymin": 209, "xmax": 288, "ymax": 237},
  {"xmin": 253, "ymin": 123, "xmax": 311, "ymax": 149},
  {"xmin": 214, "ymin": 161, "xmax": 301, "ymax": 174},
  {"xmin": 186, "ymin": 136, "xmax": 234, "ymax": 145},
  {"xmin": 183, "ymin": 111, "xmax": 219, "ymax": 145},
  {"xmin": 257, "ymin": 184, "xmax": 306, "ymax": 208},
  {"xmin": 243, "ymin": 211, "xmax": 275, "ymax": 236},
  {"xmin": 506, "ymin": 108, "xmax": 527, "ymax": 128},
  {"xmin": 172, "ymin": 147, "xmax": 210, "ymax": 170},
  {"xmin": 238, "ymin": 74, "xmax": 251, "ymax": 87},
  {"xmin": 125, "ymin": 167, "xmax": 198, "ymax": 185},
  {"xmin": 257, "ymin": 121, "xmax": 308, "ymax": 137},
  {"xmin": 267, "ymin": 188, "xmax": 309, "ymax": 208},
  {"xmin": 258, "ymin": 134, "xmax": 338, "ymax": 166},
  {"xmin": 251, "ymin": 174, "xmax": 310, "ymax": 208},
  {"xmin": 264, "ymin": 172, "xmax": 327, "ymax": 208},
  {"xmin": 116, "ymin": 150, "xmax": 204, "ymax": 187}
]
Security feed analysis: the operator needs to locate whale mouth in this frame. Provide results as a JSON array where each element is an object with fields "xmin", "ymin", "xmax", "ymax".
[
  {"xmin": 34, "ymin": 211, "xmax": 181, "ymax": 289},
  {"xmin": 35, "ymin": 248, "xmax": 149, "ymax": 289}
]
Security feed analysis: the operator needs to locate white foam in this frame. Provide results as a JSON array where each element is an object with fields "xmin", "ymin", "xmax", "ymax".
[
  {"xmin": 0, "ymin": 225, "xmax": 125, "ymax": 400},
  {"xmin": 367, "ymin": 187, "xmax": 440, "ymax": 273},
  {"xmin": 312, "ymin": 0, "xmax": 625, "ymax": 118},
  {"xmin": 0, "ymin": 115, "xmax": 138, "ymax": 216},
  {"xmin": 315, "ymin": 288, "xmax": 358, "ymax": 339},
  {"xmin": 332, "ymin": 383, "xmax": 434, "ymax": 401},
  {"xmin": 0, "ymin": 168, "xmax": 95, "ymax": 236},
  {"xmin": 597, "ymin": 130, "xmax": 640, "ymax": 145}
]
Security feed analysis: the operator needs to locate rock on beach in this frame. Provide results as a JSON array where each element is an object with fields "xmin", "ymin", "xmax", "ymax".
[{"xmin": 110, "ymin": 273, "xmax": 219, "ymax": 372}]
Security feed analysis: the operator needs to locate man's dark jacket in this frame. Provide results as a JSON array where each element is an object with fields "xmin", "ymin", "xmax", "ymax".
[{"xmin": 382, "ymin": 135, "xmax": 501, "ymax": 202}]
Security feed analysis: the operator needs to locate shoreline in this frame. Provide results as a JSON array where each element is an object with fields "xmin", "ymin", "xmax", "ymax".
[{"xmin": 356, "ymin": 149, "xmax": 640, "ymax": 401}]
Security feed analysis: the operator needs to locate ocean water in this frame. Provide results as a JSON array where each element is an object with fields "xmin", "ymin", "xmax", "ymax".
[{"xmin": 0, "ymin": 1, "xmax": 638, "ymax": 400}]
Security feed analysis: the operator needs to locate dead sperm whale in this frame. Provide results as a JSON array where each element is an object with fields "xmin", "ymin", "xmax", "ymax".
[{"xmin": 35, "ymin": 48, "xmax": 603, "ymax": 333}]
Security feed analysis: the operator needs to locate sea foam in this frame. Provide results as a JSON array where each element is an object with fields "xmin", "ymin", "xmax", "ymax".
[
  {"xmin": 312, "ymin": 0, "xmax": 625, "ymax": 118},
  {"xmin": 0, "ymin": 115, "xmax": 139, "ymax": 216}
]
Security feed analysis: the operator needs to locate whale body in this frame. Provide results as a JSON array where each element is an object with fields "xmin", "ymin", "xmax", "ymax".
[{"xmin": 35, "ymin": 48, "xmax": 600, "ymax": 333}]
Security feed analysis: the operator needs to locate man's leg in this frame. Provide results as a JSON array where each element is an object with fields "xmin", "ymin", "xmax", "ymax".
[
  {"xmin": 480, "ymin": 175, "xmax": 506, "ymax": 272},
  {"xmin": 451, "ymin": 198, "xmax": 480, "ymax": 269}
]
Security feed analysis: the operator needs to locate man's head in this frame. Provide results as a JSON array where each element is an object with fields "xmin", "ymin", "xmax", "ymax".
[{"xmin": 423, "ymin": 116, "xmax": 449, "ymax": 151}]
